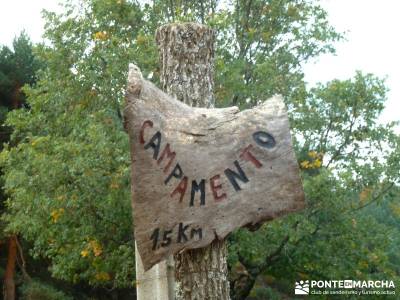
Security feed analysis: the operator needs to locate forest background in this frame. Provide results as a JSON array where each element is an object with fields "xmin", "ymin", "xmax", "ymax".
[{"xmin": 0, "ymin": 0, "xmax": 399, "ymax": 299}]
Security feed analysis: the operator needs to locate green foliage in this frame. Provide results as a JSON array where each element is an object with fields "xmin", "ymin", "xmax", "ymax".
[
  {"xmin": 229, "ymin": 75, "xmax": 400, "ymax": 298},
  {"xmin": 1, "ymin": 0, "xmax": 399, "ymax": 299},
  {"xmin": 20, "ymin": 280, "xmax": 73, "ymax": 300},
  {"xmin": 250, "ymin": 285, "xmax": 282, "ymax": 300},
  {"xmin": 0, "ymin": 32, "xmax": 44, "ymax": 250},
  {"xmin": 1, "ymin": 0, "xmax": 144, "ymax": 287},
  {"xmin": 213, "ymin": 0, "xmax": 342, "ymax": 109},
  {"xmin": 0, "ymin": 32, "xmax": 42, "ymax": 110}
]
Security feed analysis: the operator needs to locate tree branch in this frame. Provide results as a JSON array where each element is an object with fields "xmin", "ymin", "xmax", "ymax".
[
  {"xmin": 326, "ymin": 115, "xmax": 356, "ymax": 168},
  {"xmin": 347, "ymin": 182, "xmax": 395, "ymax": 214},
  {"xmin": 233, "ymin": 221, "xmax": 300, "ymax": 299},
  {"xmin": 15, "ymin": 237, "xmax": 31, "ymax": 282}
]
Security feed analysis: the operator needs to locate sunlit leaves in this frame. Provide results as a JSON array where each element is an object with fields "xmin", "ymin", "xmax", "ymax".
[{"xmin": 1, "ymin": 0, "xmax": 139, "ymax": 286}]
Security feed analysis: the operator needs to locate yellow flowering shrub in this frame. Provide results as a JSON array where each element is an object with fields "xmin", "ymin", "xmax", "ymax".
[
  {"xmin": 95, "ymin": 272, "xmax": 111, "ymax": 282},
  {"xmin": 81, "ymin": 250, "xmax": 89, "ymax": 258},
  {"xmin": 50, "ymin": 208, "xmax": 65, "ymax": 223},
  {"xmin": 93, "ymin": 31, "xmax": 108, "ymax": 41},
  {"xmin": 300, "ymin": 150, "xmax": 324, "ymax": 169}
]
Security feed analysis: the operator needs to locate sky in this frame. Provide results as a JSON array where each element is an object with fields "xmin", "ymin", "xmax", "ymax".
[
  {"xmin": 303, "ymin": 0, "xmax": 400, "ymax": 130},
  {"xmin": 0, "ymin": 0, "xmax": 399, "ymax": 130}
]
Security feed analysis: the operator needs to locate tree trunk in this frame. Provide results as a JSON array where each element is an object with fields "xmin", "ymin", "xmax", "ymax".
[
  {"xmin": 11, "ymin": 83, "xmax": 22, "ymax": 109},
  {"xmin": 174, "ymin": 240, "xmax": 230, "ymax": 300},
  {"xmin": 156, "ymin": 22, "xmax": 230, "ymax": 300},
  {"xmin": 156, "ymin": 23, "xmax": 215, "ymax": 109},
  {"xmin": 3, "ymin": 235, "xmax": 17, "ymax": 300}
]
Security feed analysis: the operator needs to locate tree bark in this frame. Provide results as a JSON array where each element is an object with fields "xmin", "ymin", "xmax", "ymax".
[
  {"xmin": 11, "ymin": 83, "xmax": 22, "ymax": 109},
  {"xmin": 3, "ymin": 235, "xmax": 17, "ymax": 300},
  {"xmin": 156, "ymin": 23, "xmax": 215, "ymax": 108},
  {"xmin": 156, "ymin": 22, "xmax": 230, "ymax": 300},
  {"xmin": 174, "ymin": 240, "xmax": 230, "ymax": 300}
]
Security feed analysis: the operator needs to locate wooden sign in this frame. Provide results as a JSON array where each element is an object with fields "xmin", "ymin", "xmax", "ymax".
[{"xmin": 124, "ymin": 64, "xmax": 305, "ymax": 271}]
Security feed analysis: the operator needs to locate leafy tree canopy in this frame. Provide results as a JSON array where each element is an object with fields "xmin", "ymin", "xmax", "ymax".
[
  {"xmin": 1, "ymin": 0, "xmax": 399, "ymax": 298},
  {"xmin": 0, "ymin": 32, "xmax": 44, "ymax": 234},
  {"xmin": 0, "ymin": 32, "xmax": 42, "ymax": 110}
]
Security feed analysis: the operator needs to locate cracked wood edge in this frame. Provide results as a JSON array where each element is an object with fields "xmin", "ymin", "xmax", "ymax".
[{"xmin": 125, "ymin": 64, "xmax": 304, "ymax": 271}]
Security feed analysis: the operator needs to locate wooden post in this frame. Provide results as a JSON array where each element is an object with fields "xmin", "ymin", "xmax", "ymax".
[
  {"xmin": 126, "ymin": 21, "xmax": 304, "ymax": 300},
  {"xmin": 135, "ymin": 243, "xmax": 174, "ymax": 300},
  {"xmin": 155, "ymin": 23, "xmax": 230, "ymax": 300}
]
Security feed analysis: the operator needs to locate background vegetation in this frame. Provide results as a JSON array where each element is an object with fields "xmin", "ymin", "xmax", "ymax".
[{"xmin": 0, "ymin": 0, "xmax": 399, "ymax": 299}]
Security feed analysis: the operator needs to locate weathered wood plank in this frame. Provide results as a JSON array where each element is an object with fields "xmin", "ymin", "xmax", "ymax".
[{"xmin": 124, "ymin": 64, "xmax": 305, "ymax": 271}]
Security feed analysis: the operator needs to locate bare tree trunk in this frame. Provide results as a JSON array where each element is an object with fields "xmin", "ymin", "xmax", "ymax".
[
  {"xmin": 11, "ymin": 83, "xmax": 22, "ymax": 109},
  {"xmin": 156, "ymin": 23, "xmax": 215, "ymax": 109},
  {"xmin": 156, "ymin": 22, "xmax": 230, "ymax": 300},
  {"xmin": 174, "ymin": 240, "xmax": 230, "ymax": 300},
  {"xmin": 3, "ymin": 235, "xmax": 17, "ymax": 300}
]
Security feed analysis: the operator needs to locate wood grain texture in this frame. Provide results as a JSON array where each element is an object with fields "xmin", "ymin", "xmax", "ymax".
[
  {"xmin": 156, "ymin": 23, "xmax": 215, "ymax": 108},
  {"xmin": 156, "ymin": 23, "xmax": 229, "ymax": 300},
  {"xmin": 124, "ymin": 64, "xmax": 305, "ymax": 271}
]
